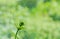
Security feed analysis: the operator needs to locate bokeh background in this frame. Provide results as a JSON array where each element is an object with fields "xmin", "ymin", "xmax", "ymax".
[{"xmin": 0, "ymin": 0, "xmax": 60, "ymax": 39}]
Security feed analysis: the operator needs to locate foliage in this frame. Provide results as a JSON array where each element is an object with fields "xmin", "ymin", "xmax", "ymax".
[
  {"xmin": 17, "ymin": 0, "xmax": 37, "ymax": 10},
  {"xmin": 0, "ymin": 0, "xmax": 60, "ymax": 39}
]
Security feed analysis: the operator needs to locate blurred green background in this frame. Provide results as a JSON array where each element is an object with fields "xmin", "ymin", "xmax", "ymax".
[{"xmin": 0, "ymin": 0, "xmax": 60, "ymax": 39}]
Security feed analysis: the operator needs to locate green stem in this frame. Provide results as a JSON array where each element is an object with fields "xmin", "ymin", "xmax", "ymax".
[{"xmin": 15, "ymin": 29, "xmax": 19, "ymax": 39}]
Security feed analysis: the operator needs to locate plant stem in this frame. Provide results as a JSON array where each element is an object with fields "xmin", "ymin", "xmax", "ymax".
[{"xmin": 15, "ymin": 29, "xmax": 19, "ymax": 39}]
